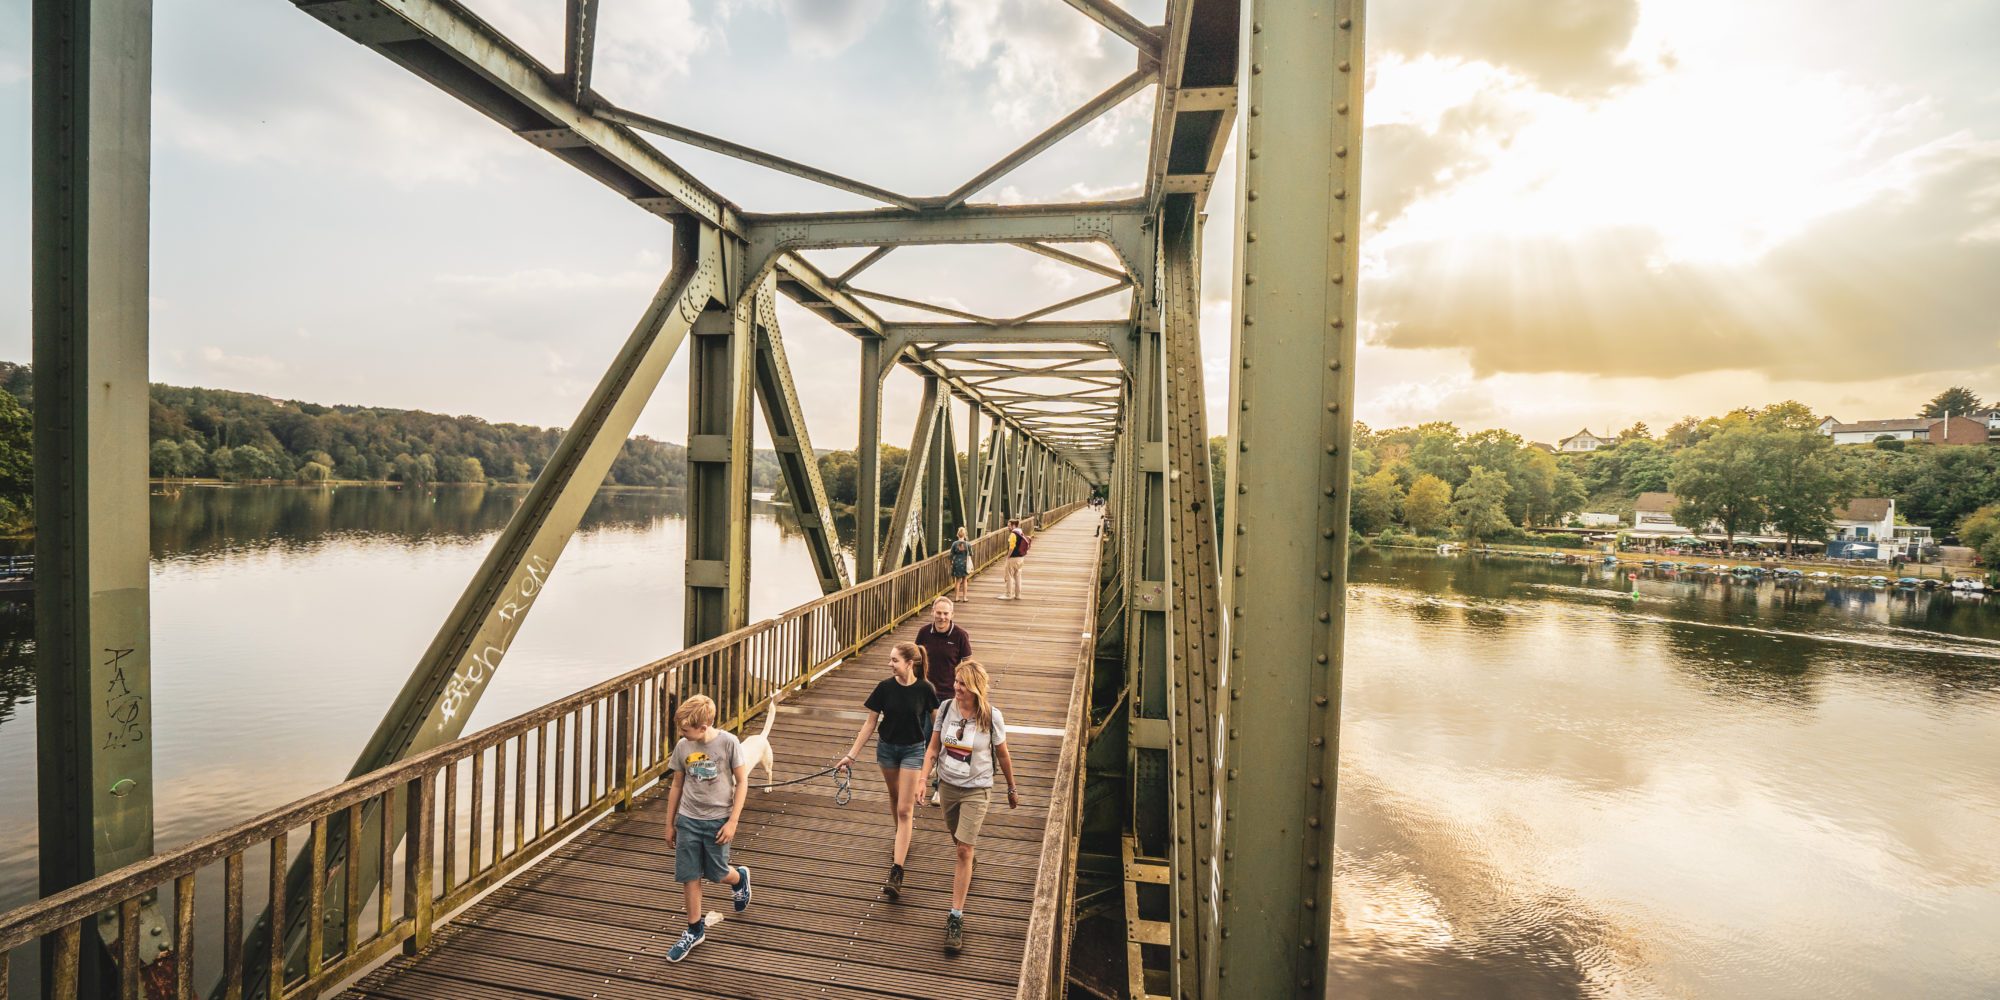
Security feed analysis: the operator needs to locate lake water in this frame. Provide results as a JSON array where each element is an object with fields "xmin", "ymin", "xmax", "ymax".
[
  {"xmin": 1330, "ymin": 548, "xmax": 2000, "ymax": 998},
  {"xmin": 2, "ymin": 493, "xmax": 1997, "ymax": 997},
  {"xmin": 0, "ymin": 484, "xmax": 841, "ymax": 915}
]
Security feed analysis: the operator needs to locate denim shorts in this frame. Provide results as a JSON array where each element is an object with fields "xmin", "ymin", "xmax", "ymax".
[
  {"xmin": 674, "ymin": 814, "xmax": 731, "ymax": 883},
  {"xmin": 876, "ymin": 739, "xmax": 928, "ymax": 770}
]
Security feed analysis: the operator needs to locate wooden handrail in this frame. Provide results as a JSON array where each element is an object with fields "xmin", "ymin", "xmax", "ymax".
[{"xmin": 1015, "ymin": 501, "xmax": 1100, "ymax": 999}]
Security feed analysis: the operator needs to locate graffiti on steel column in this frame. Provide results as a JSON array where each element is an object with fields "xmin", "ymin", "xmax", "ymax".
[
  {"xmin": 438, "ymin": 553, "xmax": 553, "ymax": 729},
  {"xmin": 101, "ymin": 646, "xmax": 145, "ymax": 750}
]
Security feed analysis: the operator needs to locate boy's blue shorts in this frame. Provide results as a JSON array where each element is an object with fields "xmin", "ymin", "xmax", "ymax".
[{"xmin": 674, "ymin": 814, "xmax": 731, "ymax": 883}]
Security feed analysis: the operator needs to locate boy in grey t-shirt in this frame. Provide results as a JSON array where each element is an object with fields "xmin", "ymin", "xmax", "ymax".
[{"xmin": 664, "ymin": 695, "xmax": 752, "ymax": 963}]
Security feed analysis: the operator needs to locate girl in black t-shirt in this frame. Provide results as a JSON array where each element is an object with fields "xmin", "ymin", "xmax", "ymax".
[{"xmin": 838, "ymin": 641, "xmax": 939, "ymax": 899}]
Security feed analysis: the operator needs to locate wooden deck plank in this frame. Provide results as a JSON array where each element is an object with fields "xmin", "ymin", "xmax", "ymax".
[{"xmin": 339, "ymin": 510, "xmax": 1101, "ymax": 999}]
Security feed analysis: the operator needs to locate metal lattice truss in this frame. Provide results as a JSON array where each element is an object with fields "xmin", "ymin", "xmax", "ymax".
[{"xmin": 296, "ymin": 0, "xmax": 1236, "ymax": 488}]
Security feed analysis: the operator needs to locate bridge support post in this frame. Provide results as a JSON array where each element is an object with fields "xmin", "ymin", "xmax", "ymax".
[
  {"xmin": 685, "ymin": 241, "xmax": 756, "ymax": 643},
  {"xmin": 924, "ymin": 399, "xmax": 950, "ymax": 553},
  {"xmin": 855, "ymin": 337, "xmax": 885, "ymax": 581},
  {"xmin": 32, "ymin": 0, "xmax": 163, "ymax": 986},
  {"xmin": 880, "ymin": 376, "xmax": 941, "ymax": 575},
  {"xmin": 1215, "ymin": 0, "xmax": 1366, "ymax": 994},
  {"xmin": 750, "ymin": 282, "xmax": 848, "ymax": 593}
]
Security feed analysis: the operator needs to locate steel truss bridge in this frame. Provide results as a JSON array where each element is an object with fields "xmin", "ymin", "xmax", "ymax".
[{"xmin": 11, "ymin": 0, "xmax": 1363, "ymax": 996}]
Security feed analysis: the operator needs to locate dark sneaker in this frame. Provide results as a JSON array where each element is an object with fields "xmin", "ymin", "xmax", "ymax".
[
  {"xmin": 885, "ymin": 863, "xmax": 905, "ymax": 899},
  {"xmin": 665, "ymin": 926, "xmax": 705, "ymax": 963},
  {"xmin": 944, "ymin": 912, "xmax": 964, "ymax": 954},
  {"xmin": 732, "ymin": 866, "xmax": 752, "ymax": 912}
]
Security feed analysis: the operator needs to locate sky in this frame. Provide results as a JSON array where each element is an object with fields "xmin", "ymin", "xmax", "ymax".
[{"xmin": 1, "ymin": 0, "xmax": 1997, "ymax": 453}]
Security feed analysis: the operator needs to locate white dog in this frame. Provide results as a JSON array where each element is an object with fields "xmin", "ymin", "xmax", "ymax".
[{"xmin": 738, "ymin": 690, "xmax": 785, "ymax": 789}]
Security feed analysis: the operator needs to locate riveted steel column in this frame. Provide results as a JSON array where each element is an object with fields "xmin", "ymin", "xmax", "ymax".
[
  {"xmin": 685, "ymin": 239, "xmax": 755, "ymax": 643},
  {"xmin": 924, "ymin": 399, "xmax": 949, "ymax": 553},
  {"xmin": 1126, "ymin": 310, "xmax": 1170, "ymax": 856},
  {"xmin": 962, "ymin": 402, "xmax": 982, "ymax": 532},
  {"xmin": 855, "ymin": 337, "xmax": 884, "ymax": 581},
  {"xmin": 33, "ymin": 0, "xmax": 159, "ymax": 987},
  {"xmin": 751, "ymin": 283, "xmax": 848, "ymax": 593},
  {"xmin": 879, "ymin": 376, "xmax": 940, "ymax": 576},
  {"xmin": 1216, "ymin": 1, "xmax": 1365, "ymax": 994}
]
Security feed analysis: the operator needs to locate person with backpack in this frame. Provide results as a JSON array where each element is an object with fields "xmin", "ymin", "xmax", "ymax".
[
  {"xmin": 1000, "ymin": 518, "xmax": 1030, "ymax": 600},
  {"xmin": 920, "ymin": 659, "xmax": 1017, "ymax": 954}
]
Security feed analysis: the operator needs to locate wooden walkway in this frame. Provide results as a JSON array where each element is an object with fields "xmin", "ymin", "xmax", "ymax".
[{"xmin": 339, "ymin": 510, "xmax": 1102, "ymax": 1000}]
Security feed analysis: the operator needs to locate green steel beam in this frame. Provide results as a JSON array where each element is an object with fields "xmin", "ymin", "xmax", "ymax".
[
  {"xmin": 1215, "ymin": 0, "xmax": 1365, "ymax": 994},
  {"xmin": 963, "ymin": 402, "xmax": 983, "ymax": 532},
  {"xmin": 924, "ymin": 398, "xmax": 950, "ymax": 554},
  {"xmin": 561, "ymin": 0, "xmax": 597, "ymax": 104},
  {"xmin": 685, "ymin": 238, "xmax": 756, "ymax": 643},
  {"xmin": 32, "ymin": 0, "xmax": 163, "ymax": 985},
  {"xmin": 751, "ymin": 281, "xmax": 849, "ymax": 593},
  {"xmin": 743, "ymin": 202, "xmax": 1153, "ymax": 289},
  {"xmin": 854, "ymin": 337, "xmax": 885, "ymax": 581},
  {"xmin": 294, "ymin": 0, "xmax": 738, "ymax": 234},
  {"xmin": 880, "ymin": 377, "xmax": 942, "ymax": 575},
  {"xmin": 1161, "ymin": 218, "xmax": 1224, "ymax": 996}
]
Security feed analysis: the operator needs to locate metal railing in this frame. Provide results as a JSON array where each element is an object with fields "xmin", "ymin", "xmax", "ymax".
[
  {"xmin": 0, "ymin": 501, "xmax": 1086, "ymax": 1000},
  {"xmin": 1017, "ymin": 509, "xmax": 1102, "ymax": 1000}
]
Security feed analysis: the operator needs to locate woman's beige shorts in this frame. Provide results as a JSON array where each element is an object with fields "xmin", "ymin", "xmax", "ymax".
[{"xmin": 939, "ymin": 783, "xmax": 991, "ymax": 845}]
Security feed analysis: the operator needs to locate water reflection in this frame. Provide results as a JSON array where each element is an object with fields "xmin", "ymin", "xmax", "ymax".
[
  {"xmin": 0, "ymin": 485, "xmax": 838, "ymax": 915},
  {"xmin": 1334, "ymin": 548, "xmax": 2000, "ymax": 998}
]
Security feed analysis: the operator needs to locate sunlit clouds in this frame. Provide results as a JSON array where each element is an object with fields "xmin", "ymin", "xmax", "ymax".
[{"xmin": 0, "ymin": 0, "xmax": 1993, "ymax": 449}]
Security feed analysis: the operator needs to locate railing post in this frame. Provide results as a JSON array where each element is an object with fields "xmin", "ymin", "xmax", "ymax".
[
  {"xmin": 402, "ymin": 775, "xmax": 433, "ymax": 956},
  {"xmin": 613, "ymin": 686, "xmax": 635, "ymax": 812}
]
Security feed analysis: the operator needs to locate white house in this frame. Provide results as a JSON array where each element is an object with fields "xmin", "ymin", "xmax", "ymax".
[
  {"xmin": 1578, "ymin": 512, "xmax": 1622, "ymax": 528},
  {"xmin": 1821, "ymin": 418, "xmax": 1933, "ymax": 445},
  {"xmin": 1629, "ymin": 492, "xmax": 1691, "ymax": 536},
  {"xmin": 1558, "ymin": 428, "xmax": 1609, "ymax": 453},
  {"xmin": 1830, "ymin": 498, "xmax": 1896, "ymax": 542}
]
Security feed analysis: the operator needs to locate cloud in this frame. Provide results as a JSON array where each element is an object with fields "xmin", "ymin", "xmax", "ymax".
[
  {"xmin": 778, "ymin": 0, "xmax": 886, "ymax": 56},
  {"xmin": 1371, "ymin": 0, "xmax": 1642, "ymax": 97},
  {"xmin": 592, "ymin": 0, "xmax": 712, "ymax": 105},
  {"xmin": 1364, "ymin": 136, "xmax": 2000, "ymax": 381},
  {"xmin": 925, "ymin": 0, "xmax": 1131, "ymax": 130},
  {"xmin": 1363, "ymin": 94, "xmax": 1529, "ymax": 233},
  {"xmin": 200, "ymin": 346, "xmax": 286, "ymax": 379}
]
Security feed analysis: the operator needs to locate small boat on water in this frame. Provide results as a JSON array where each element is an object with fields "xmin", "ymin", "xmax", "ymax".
[
  {"xmin": 1949, "ymin": 578, "xmax": 1988, "ymax": 592},
  {"xmin": 1895, "ymin": 577, "xmax": 1922, "ymax": 589},
  {"xmin": 1807, "ymin": 571, "xmax": 1832, "ymax": 580},
  {"xmin": 1869, "ymin": 576, "xmax": 1890, "ymax": 587}
]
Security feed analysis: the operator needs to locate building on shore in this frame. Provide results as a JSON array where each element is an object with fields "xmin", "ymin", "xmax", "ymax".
[
  {"xmin": 1558, "ymin": 428, "xmax": 1609, "ymax": 453},
  {"xmin": 1628, "ymin": 492, "xmax": 1921, "ymax": 557},
  {"xmin": 1818, "ymin": 415, "xmax": 1992, "ymax": 446}
]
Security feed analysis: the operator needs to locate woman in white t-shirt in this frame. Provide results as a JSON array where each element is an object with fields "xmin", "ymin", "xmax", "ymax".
[{"xmin": 921, "ymin": 659, "xmax": 1018, "ymax": 955}]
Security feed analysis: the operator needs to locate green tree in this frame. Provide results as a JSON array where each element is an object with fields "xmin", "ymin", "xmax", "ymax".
[
  {"xmin": 1409, "ymin": 422, "xmax": 1467, "ymax": 486},
  {"xmin": 1350, "ymin": 467, "xmax": 1404, "ymax": 535},
  {"xmin": 1450, "ymin": 465, "xmax": 1513, "ymax": 543},
  {"xmin": 1757, "ymin": 424, "xmax": 1850, "ymax": 554},
  {"xmin": 1549, "ymin": 467, "xmax": 1588, "ymax": 525},
  {"xmin": 1960, "ymin": 505, "xmax": 2000, "ymax": 567},
  {"xmin": 1922, "ymin": 387, "xmax": 1983, "ymax": 418},
  {"xmin": 0, "ymin": 388, "xmax": 31, "ymax": 530},
  {"xmin": 1670, "ymin": 426, "xmax": 1764, "ymax": 545},
  {"xmin": 1618, "ymin": 421, "xmax": 1653, "ymax": 443},
  {"xmin": 296, "ymin": 460, "xmax": 332, "ymax": 484},
  {"xmin": 391, "ymin": 452, "xmax": 437, "ymax": 487},
  {"xmin": 1403, "ymin": 474, "xmax": 1453, "ymax": 536},
  {"xmin": 150, "ymin": 439, "xmax": 189, "ymax": 478}
]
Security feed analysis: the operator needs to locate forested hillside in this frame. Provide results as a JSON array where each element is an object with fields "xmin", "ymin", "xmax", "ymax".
[{"xmin": 0, "ymin": 361, "xmax": 778, "ymax": 495}]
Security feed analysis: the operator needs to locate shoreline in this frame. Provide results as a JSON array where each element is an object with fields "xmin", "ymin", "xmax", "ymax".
[{"xmin": 1369, "ymin": 537, "xmax": 1987, "ymax": 582}]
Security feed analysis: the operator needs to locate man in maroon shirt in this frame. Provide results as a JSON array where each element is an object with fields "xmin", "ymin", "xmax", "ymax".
[
  {"xmin": 915, "ymin": 597, "xmax": 974, "ymax": 705},
  {"xmin": 915, "ymin": 597, "xmax": 973, "ymax": 806}
]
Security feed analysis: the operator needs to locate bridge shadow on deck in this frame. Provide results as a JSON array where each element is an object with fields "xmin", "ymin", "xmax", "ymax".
[{"xmin": 340, "ymin": 511, "xmax": 1101, "ymax": 1000}]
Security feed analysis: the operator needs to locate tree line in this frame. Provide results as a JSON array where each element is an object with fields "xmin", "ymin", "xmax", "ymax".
[
  {"xmin": 0, "ymin": 363, "xmax": 784, "ymax": 533},
  {"xmin": 1198, "ymin": 386, "xmax": 2000, "ymax": 552}
]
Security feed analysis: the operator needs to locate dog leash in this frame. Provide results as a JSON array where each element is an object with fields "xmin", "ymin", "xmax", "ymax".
[{"xmin": 748, "ymin": 762, "xmax": 853, "ymax": 806}]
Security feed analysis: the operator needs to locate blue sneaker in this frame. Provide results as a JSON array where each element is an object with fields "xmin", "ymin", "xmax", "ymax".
[
  {"xmin": 665, "ymin": 925, "xmax": 705, "ymax": 963},
  {"xmin": 732, "ymin": 866, "xmax": 752, "ymax": 912}
]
